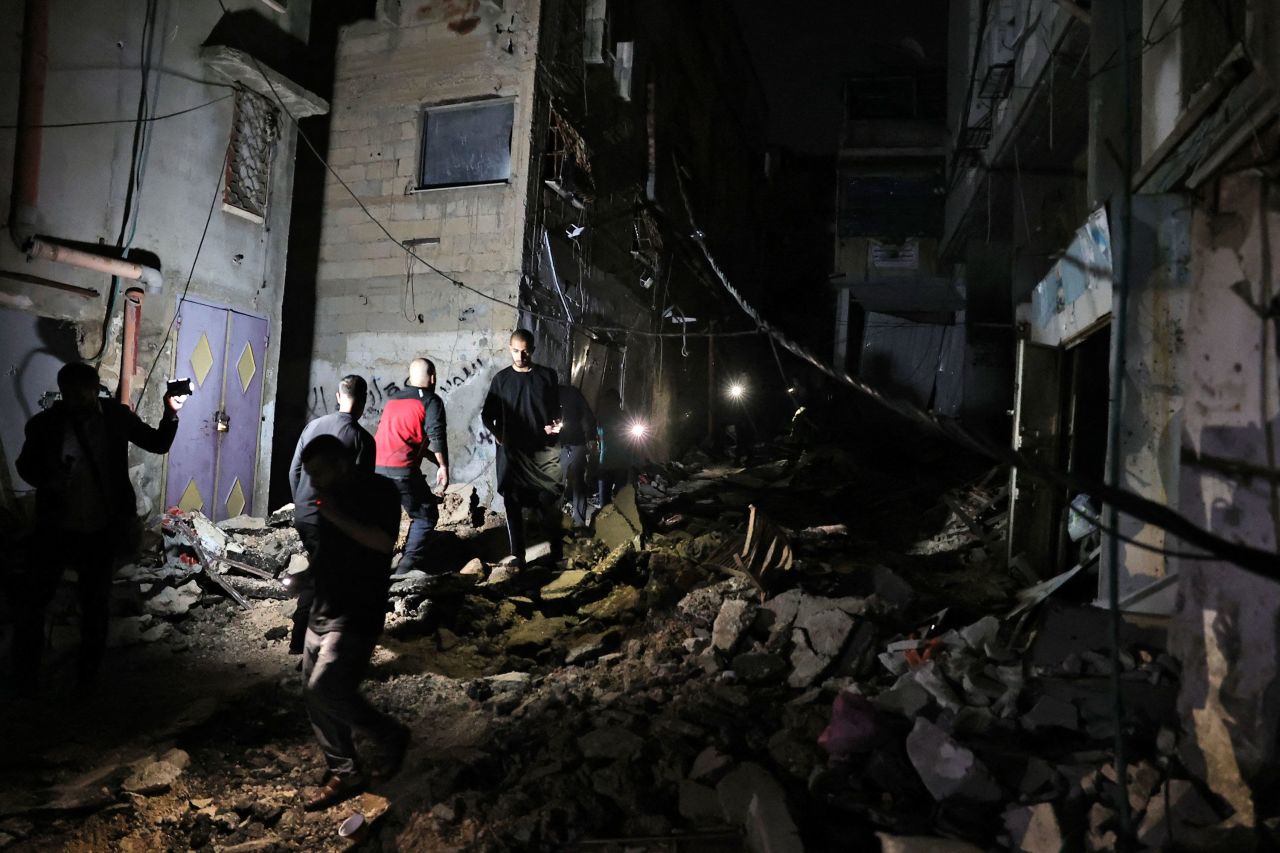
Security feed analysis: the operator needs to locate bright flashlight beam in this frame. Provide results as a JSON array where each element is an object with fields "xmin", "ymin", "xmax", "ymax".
[
  {"xmin": 727, "ymin": 383, "xmax": 746, "ymax": 400},
  {"xmin": 628, "ymin": 421, "xmax": 649, "ymax": 438}
]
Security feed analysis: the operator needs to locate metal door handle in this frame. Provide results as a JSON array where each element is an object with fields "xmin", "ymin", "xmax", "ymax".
[{"xmin": 215, "ymin": 410, "xmax": 230, "ymax": 433}]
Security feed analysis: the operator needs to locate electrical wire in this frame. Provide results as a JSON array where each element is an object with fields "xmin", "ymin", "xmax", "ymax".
[
  {"xmin": 670, "ymin": 153, "xmax": 1280, "ymax": 579},
  {"xmin": 0, "ymin": 94, "xmax": 234, "ymax": 130},
  {"xmin": 209, "ymin": 0, "xmax": 749, "ymax": 344},
  {"xmin": 136, "ymin": 148, "xmax": 229, "ymax": 407}
]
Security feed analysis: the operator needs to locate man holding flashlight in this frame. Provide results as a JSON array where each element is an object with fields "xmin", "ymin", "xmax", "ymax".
[
  {"xmin": 12, "ymin": 362, "xmax": 185, "ymax": 693},
  {"xmin": 557, "ymin": 383, "xmax": 597, "ymax": 529},
  {"xmin": 482, "ymin": 329, "xmax": 563, "ymax": 567}
]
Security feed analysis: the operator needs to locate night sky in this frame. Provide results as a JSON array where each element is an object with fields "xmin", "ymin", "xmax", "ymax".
[{"xmin": 732, "ymin": 0, "xmax": 949, "ymax": 155}]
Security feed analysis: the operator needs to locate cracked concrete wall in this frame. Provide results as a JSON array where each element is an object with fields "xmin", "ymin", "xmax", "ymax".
[
  {"xmin": 1169, "ymin": 173, "xmax": 1280, "ymax": 822},
  {"xmin": 306, "ymin": 1, "xmax": 541, "ymax": 507},
  {"xmin": 0, "ymin": 0, "xmax": 310, "ymax": 522}
]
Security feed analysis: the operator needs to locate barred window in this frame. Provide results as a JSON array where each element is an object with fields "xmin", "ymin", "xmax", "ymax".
[{"xmin": 224, "ymin": 87, "xmax": 279, "ymax": 222}]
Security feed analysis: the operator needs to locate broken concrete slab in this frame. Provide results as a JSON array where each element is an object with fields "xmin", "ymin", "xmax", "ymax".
[
  {"xmin": 715, "ymin": 762, "xmax": 784, "ymax": 826},
  {"xmin": 905, "ymin": 717, "xmax": 1002, "ymax": 803},
  {"xmin": 762, "ymin": 589, "xmax": 801, "ymax": 634},
  {"xmin": 712, "ymin": 599, "xmax": 754, "ymax": 653},
  {"xmin": 787, "ymin": 629, "xmax": 831, "ymax": 688},
  {"xmin": 873, "ymin": 680, "xmax": 932, "ymax": 718},
  {"xmin": 1136, "ymin": 779, "xmax": 1221, "ymax": 846},
  {"xmin": 217, "ymin": 514, "xmax": 266, "ymax": 533},
  {"xmin": 744, "ymin": 787, "xmax": 804, "ymax": 853},
  {"xmin": 143, "ymin": 580, "xmax": 202, "ymax": 617},
  {"xmin": 506, "ymin": 615, "xmax": 572, "ymax": 653},
  {"xmin": 439, "ymin": 484, "xmax": 479, "ymax": 528},
  {"xmin": 1004, "ymin": 802, "xmax": 1063, "ymax": 853},
  {"xmin": 581, "ymin": 585, "xmax": 642, "ymax": 622},
  {"xmin": 796, "ymin": 605, "xmax": 855, "ymax": 657},
  {"xmin": 594, "ymin": 485, "xmax": 643, "ymax": 550},
  {"xmin": 689, "ymin": 747, "xmax": 732, "ymax": 782},
  {"xmin": 188, "ymin": 511, "xmax": 229, "ymax": 555},
  {"xmin": 540, "ymin": 570, "xmax": 591, "ymax": 601}
]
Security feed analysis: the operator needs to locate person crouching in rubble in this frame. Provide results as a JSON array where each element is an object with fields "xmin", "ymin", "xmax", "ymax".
[
  {"xmin": 12, "ymin": 361, "xmax": 185, "ymax": 695},
  {"xmin": 297, "ymin": 434, "xmax": 410, "ymax": 811}
]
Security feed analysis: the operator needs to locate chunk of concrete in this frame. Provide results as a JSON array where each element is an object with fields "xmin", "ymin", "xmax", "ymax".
[
  {"xmin": 123, "ymin": 749, "xmax": 190, "ymax": 795},
  {"xmin": 1021, "ymin": 695, "xmax": 1079, "ymax": 732},
  {"xmin": 745, "ymin": 787, "xmax": 804, "ymax": 853},
  {"xmin": 690, "ymin": 746, "xmax": 732, "ymax": 782},
  {"xmin": 762, "ymin": 589, "xmax": 801, "ymax": 633},
  {"xmin": 594, "ymin": 485, "xmax": 642, "ymax": 550},
  {"xmin": 905, "ymin": 718, "xmax": 1002, "ymax": 803},
  {"xmin": 797, "ymin": 606, "xmax": 855, "ymax": 657},
  {"xmin": 217, "ymin": 514, "xmax": 266, "ymax": 532},
  {"xmin": 678, "ymin": 780, "xmax": 723, "ymax": 825},
  {"xmin": 1004, "ymin": 802, "xmax": 1063, "ymax": 853},
  {"xmin": 144, "ymin": 581, "xmax": 202, "ymax": 617},
  {"xmin": 788, "ymin": 629, "xmax": 832, "ymax": 688},
  {"xmin": 712, "ymin": 599, "xmax": 754, "ymax": 653},
  {"xmin": 540, "ymin": 570, "xmax": 591, "ymax": 601}
]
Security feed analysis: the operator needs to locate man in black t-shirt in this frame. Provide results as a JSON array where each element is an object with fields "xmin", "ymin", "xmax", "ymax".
[
  {"xmin": 297, "ymin": 435, "xmax": 409, "ymax": 812},
  {"xmin": 481, "ymin": 329, "xmax": 563, "ymax": 566},
  {"xmin": 287, "ymin": 375, "xmax": 375, "ymax": 654}
]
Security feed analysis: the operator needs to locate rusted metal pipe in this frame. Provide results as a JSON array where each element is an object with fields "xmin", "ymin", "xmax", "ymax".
[
  {"xmin": 118, "ymin": 287, "xmax": 144, "ymax": 408},
  {"xmin": 25, "ymin": 239, "xmax": 163, "ymax": 291},
  {"xmin": 10, "ymin": 0, "xmax": 48, "ymax": 249}
]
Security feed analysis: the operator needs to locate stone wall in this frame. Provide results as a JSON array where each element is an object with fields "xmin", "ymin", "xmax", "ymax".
[
  {"xmin": 305, "ymin": 1, "xmax": 542, "ymax": 506},
  {"xmin": 0, "ymin": 0, "xmax": 312, "ymax": 521}
]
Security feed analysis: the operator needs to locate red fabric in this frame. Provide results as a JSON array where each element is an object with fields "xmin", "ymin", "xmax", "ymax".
[{"xmin": 374, "ymin": 396, "xmax": 426, "ymax": 469}]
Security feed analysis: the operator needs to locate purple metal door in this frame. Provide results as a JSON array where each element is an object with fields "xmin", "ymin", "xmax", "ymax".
[
  {"xmin": 165, "ymin": 300, "xmax": 228, "ymax": 516},
  {"xmin": 213, "ymin": 311, "xmax": 268, "ymax": 520}
]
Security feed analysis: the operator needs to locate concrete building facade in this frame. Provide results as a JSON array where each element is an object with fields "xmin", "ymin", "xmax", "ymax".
[
  {"xmin": 942, "ymin": 0, "xmax": 1280, "ymax": 822},
  {"xmin": 0, "ymin": 0, "xmax": 327, "ymax": 524},
  {"xmin": 301, "ymin": 0, "xmax": 769, "ymax": 507}
]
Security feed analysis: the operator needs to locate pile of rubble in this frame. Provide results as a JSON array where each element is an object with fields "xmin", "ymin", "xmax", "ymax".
[{"xmin": 1, "ymin": 446, "xmax": 1254, "ymax": 852}]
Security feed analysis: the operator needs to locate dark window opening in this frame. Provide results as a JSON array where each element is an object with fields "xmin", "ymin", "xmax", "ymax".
[{"xmin": 418, "ymin": 99, "xmax": 515, "ymax": 190}]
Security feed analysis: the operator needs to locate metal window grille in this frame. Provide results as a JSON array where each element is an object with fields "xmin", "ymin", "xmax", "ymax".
[{"xmin": 224, "ymin": 87, "xmax": 278, "ymax": 222}]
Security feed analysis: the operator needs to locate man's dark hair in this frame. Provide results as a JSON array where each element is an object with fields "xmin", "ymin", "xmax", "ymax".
[
  {"xmin": 300, "ymin": 433, "xmax": 354, "ymax": 465},
  {"xmin": 510, "ymin": 329, "xmax": 535, "ymax": 347},
  {"xmin": 338, "ymin": 374, "xmax": 368, "ymax": 402},
  {"xmin": 57, "ymin": 362, "xmax": 100, "ymax": 392}
]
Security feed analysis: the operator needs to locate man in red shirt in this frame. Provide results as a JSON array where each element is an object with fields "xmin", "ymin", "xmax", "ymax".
[{"xmin": 373, "ymin": 358, "xmax": 449, "ymax": 575}]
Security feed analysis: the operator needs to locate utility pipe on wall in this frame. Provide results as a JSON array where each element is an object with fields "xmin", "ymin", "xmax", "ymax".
[
  {"xmin": 9, "ymin": 0, "xmax": 47, "ymax": 247},
  {"xmin": 10, "ymin": 0, "xmax": 163, "ymax": 293},
  {"xmin": 119, "ymin": 287, "xmax": 144, "ymax": 407}
]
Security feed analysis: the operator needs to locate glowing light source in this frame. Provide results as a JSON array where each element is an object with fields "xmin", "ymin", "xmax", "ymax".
[
  {"xmin": 628, "ymin": 421, "xmax": 649, "ymax": 439},
  {"xmin": 727, "ymin": 382, "xmax": 747, "ymax": 400}
]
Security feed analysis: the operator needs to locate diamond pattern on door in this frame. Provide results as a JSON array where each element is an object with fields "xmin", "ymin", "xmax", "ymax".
[
  {"xmin": 178, "ymin": 479, "xmax": 204, "ymax": 512},
  {"xmin": 225, "ymin": 478, "xmax": 246, "ymax": 518},
  {"xmin": 190, "ymin": 333, "xmax": 215, "ymax": 387},
  {"xmin": 236, "ymin": 341, "xmax": 257, "ymax": 393}
]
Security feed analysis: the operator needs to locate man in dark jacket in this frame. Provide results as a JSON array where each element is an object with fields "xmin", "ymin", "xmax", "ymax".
[
  {"xmin": 482, "ymin": 330, "xmax": 563, "ymax": 566},
  {"xmin": 13, "ymin": 361, "xmax": 184, "ymax": 691},
  {"xmin": 374, "ymin": 358, "xmax": 449, "ymax": 575},
  {"xmin": 557, "ymin": 384, "xmax": 596, "ymax": 528},
  {"xmin": 287, "ymin": 375, "xmax": 375, "ymax": 653},
  {"xmin": 297, "ymin": 434, "xmax": 409, "ymax": 811}
]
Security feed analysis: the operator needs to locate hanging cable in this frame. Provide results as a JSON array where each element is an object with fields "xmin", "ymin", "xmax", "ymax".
[{"xmin": 670, "ymin": 153, "xmax": 1280, "ymax": 579}]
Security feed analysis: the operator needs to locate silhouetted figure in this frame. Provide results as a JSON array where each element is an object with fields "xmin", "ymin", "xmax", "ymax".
[
  {"xmin": 13, "ymin": 362, "xmax": 184, "ymax": 693},
  {"xmin": 557, "ymin": 384, "xmax": 597, "ymax": 528},
  {"xmin": 288, "ymin": 375, "xmax": 374, "ymax": 654},
  {"xmin": 596, "ymin": 388, "xmax": 632, "ymax": 506},
  {"xmin": 482, "ymin": 330, "xmax": 563, "ymax": 567},
  {"xmin": 374, "ymin": 358, "xmax": 449, "ymax": 577},
  {"xmin": 298, "ymin": 434, "xmax": 408, "ymax": 811}
]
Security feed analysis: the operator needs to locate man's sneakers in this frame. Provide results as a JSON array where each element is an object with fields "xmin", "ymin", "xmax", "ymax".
[{"xmin": 304, "ymin": 773, "xmax": 366, "ymax": 812}]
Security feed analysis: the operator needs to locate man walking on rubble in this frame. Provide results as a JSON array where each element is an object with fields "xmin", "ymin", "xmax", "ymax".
[
  {"xmin": 297, "ymin": 434, "xmax": 409, "ymax": 811},
  {"xmin": 557, "ymin": 383, "xmax": 597, "ymax": 528},
  {"xmin": 12, "ymin": 362, "xmax": 185, "ymax": 694},
  {"xmin": 288, "ymin": 375, "xmax": 375, "ymax": 655},
  {"xmin": 482, "ymin": 329, "xmax": 564, "ymax": 567},
  {"xmin": 374, "ymin": 358, "xmax": 449, "ymax": 576}
]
